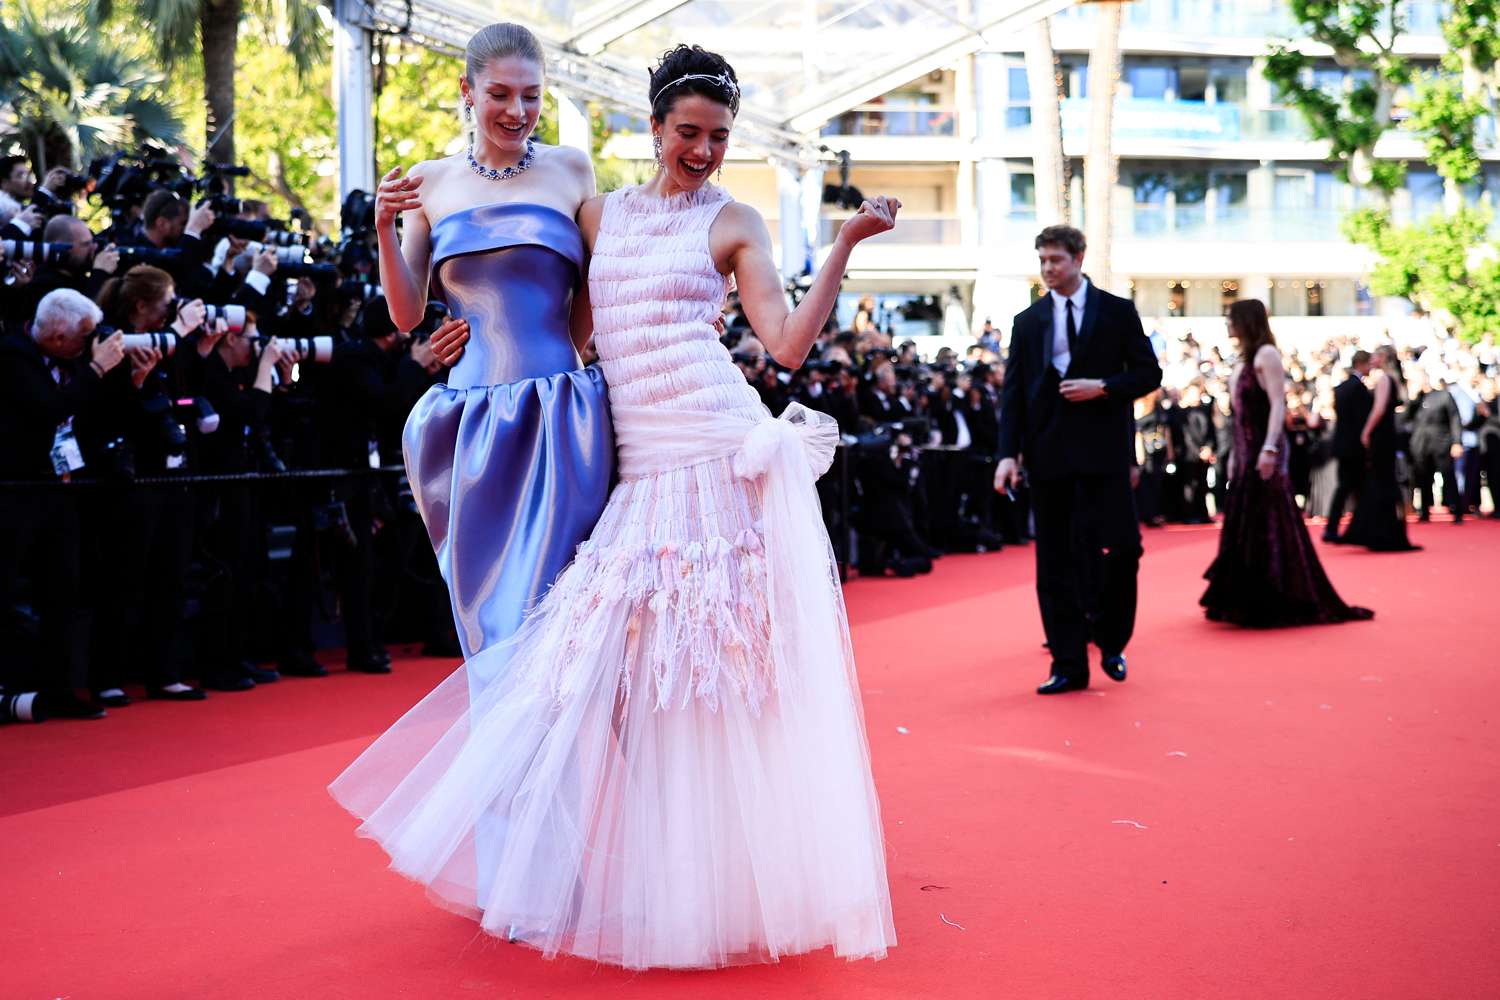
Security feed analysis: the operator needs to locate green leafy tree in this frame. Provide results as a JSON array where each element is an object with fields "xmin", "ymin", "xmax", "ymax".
[
  {"xmin": 1264, "ymin": 0, "xmax": 1411, "ymax": 198},
  {"xmin": 0, "ymin": 0, "xmax": 185, "ymax": 171},
  {"xmin": 84, "ymin": 0, "xmax": 324, "ymax": 167}
]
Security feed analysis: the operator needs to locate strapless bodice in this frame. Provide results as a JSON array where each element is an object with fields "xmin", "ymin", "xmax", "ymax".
[{"xmin": 430, "ymin": 202, "xmax": 586, "ymax": 389}]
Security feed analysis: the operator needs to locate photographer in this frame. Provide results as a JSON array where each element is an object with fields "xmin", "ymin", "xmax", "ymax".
[
  {"xmin": 86, "ymin": 264, "xmax": 217, "ymax": 702},
  {"xmin": 316, "ymin": 295, "xmax": 414, "ymax": 673},
  {"xmin": 12, "ymin": 215, "xmax": 119, "ymax": 319},
  {"xmin": 118, "ymin": 189, "xmax": 215, "ymax": 289},
  {"xmin": 31, "ymin": 166, "xmax": 89, "ymax": 219},
  {"xmin": 194, "ymin": 315, "xmax": 296, "ymax": 688},
  {"xmin": 855, "ymin": 424, "xmax": 940, "ymax": 577},
  {"xmin": 0, "ymin": 289, "xmax": 124, "ymax": 720},
  {"xmin": 0, "ymin": 156, "xmax": 40, "ymax": 231}
]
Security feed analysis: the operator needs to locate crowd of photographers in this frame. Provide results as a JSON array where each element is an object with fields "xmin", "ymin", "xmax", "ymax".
[{"xmin": 0, "ymin": 152, "xmax": 457, "ymax": 724}]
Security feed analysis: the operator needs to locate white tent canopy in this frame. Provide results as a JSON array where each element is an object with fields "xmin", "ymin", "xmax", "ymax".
[{"xmin": 333, "ymin": 0, "xmax": 1076, "ymax": 184}]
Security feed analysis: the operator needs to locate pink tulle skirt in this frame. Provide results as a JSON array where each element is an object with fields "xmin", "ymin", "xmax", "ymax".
[{"xmin": 329, "ymin": 404, "xmax": 895, "ymax": 969}]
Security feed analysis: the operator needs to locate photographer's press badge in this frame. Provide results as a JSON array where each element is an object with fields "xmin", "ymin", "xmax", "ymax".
[{"xmin": 50, "ymin": 419, "xmax": 84, "ymax": 480}]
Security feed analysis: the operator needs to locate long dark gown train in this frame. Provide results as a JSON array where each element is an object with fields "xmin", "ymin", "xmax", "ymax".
[
  {"xmin": 1200, "ymin": 367, "xmax": 1373, "ymax": 627},
  {"xmin": 1341, "ymin": 383, "xmax": 1421, "ymax": 552}
]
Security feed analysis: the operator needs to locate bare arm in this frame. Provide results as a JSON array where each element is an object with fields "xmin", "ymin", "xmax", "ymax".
[
  {"xmin": 375, "ymin": 163, "xmax": 434, "ymax": 332},
  {"xmin": 572, "ymin": 193, "xmax": 607, "ymax": 353},
  {"xmin": 1255, "ymin": 346, "xmax": 1287, "ymax": 454},
  {"xmin": 722, "ymin": 197, "xmax": 898, "ymax": 369}
]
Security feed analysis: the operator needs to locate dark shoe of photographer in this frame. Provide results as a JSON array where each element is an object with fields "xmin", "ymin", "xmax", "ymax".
[
  {"xmin": 148, "ymin": 683, "xmax": 207, "ymax": 701},
  {"xmin": 201, "ymin": 668, "xmax": 255, "ymax": 693},
  {"xmin": 278, "ymin": 650, "xmax": 328, "ymax": 678},
  {"xmin": 94, "ymin": 688, "xmax": 132, "ymax": 708},
  {"xmin": 36, "ymin": 691, "xmax": 107, "ymax": 721},
  {"xmin": 347, "ymin": 651, "xmax": 393, "ymax": 674}
]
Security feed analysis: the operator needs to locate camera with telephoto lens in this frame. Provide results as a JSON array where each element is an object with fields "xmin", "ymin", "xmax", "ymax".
[
  {"xmin": 118, "ymin": 331, "xmax": 179, "ymax": 356},
  {"xmin": 249, "ymin": 335, "xmax": 334, "ymax": 365},
  {"xmin": 1, "ymin": 237, "xmax": 71, "ymax": 267},
  {"xmin": 115, "ymin": 244, "xmax": 183, "ymax": 269},
  {"xmin": 203, "ymin": 303, "xmax": 246, "ymax": 333}
]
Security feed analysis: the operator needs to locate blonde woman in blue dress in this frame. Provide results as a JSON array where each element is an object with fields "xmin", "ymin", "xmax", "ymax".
[{"xmin": 332, "ymin": 43, "xmax": 900, "ymax": 969}]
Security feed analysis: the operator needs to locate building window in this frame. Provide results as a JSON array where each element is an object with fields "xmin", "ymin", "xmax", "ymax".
[
  {"xmin": 1128, "ymin": 64, "xmax": 1174, "ymax": 100},
  {"xmin": 1210, "ymin": 61, "xmax": 1249, "ymax": 104},
  {"xmin": 1168, "ymin": 281, "xmax": 1187, "ymax": 317},
  {"xmin": 1010, "ymin": 172, "xmax": 1036, "ymax": 214},
  {"xmin": 1132, "ymin": 171, "xmax": 1171, "ymax": 235},
  {"xmin": 1006, "ymin": 65, "xmax": 1031, "ymax": 128},
  {"xmin": 1408, "ymin": 169, "xmax": 1444, "ymax": 221},
  {"xmin": 1178, "ymin": 65, "xmax": 1209, "ymax": 102}
]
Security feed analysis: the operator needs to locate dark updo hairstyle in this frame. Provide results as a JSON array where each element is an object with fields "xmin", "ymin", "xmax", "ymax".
[{"xmin": 648, "ymin": 44, "xmax": 740, "ymax": 121}]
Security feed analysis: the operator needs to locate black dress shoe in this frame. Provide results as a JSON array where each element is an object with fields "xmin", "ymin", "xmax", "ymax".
[
  {"xmin": 45, "ymin": 692, "xmax": 107, "ymax": 720},
  {"xmin": 278, "ymin": 651, "xmax": 328, "ymax": 678},
  {"xmin": 149, "ymin": 685, "xmax": 207, "ymax": 701},
  {"xmin": 202, "ymin": 672, "xmax": 256, "ymax": 692},
  {"xmin": 1101, "ymin": 653, "xmax": 1128, "ymax": 682},
  {"xmin": 242, "ymin": 661, "xmax": 280, "ymax": 684},
  {"xmin": 348, "ymin": 654, "xmax": 393, "ymax": 674},
  {"xmin": 1037, "ymin": 674, "xmax": 1087, "ymax": 695},
  {"xmin": 94, "ymin": 689, "xmax": 132, "ymax": 708}
]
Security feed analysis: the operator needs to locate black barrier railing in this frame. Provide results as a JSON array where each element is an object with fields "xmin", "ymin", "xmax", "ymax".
[{"xmin": 0, "ymin": 465, "xmax": 411, "ymax": 489}]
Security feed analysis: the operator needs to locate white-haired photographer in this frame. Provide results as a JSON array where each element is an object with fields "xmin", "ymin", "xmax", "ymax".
[{"xmin": 0, "ymin": 288, "xmax": 127, "ymax": 722}]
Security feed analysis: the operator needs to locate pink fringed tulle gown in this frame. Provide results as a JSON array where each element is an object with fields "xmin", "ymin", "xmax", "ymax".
[{"xmin": 329, "ymin": 183, "xmax": 896, "ymax": 970}]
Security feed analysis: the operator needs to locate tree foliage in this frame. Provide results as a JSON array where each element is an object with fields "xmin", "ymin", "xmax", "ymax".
[
  {"xmin": 0, "ymin": 0, "xmax": 185, "ymax": 171},
  {"xmin": 1264, "ymin": 0, "xmax": 1411, "ymax": 195}
]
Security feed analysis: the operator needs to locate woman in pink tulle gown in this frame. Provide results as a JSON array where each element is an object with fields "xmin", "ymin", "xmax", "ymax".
[{"xmin": 330, "ymin": 44, "xmax": 901, "ymax": 969}]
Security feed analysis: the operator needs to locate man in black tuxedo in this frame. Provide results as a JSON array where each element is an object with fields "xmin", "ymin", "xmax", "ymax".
[
  {"xmin": 1408, "ymin": 374, "xmax": 1466, "ymax": 523},
  {"xmin": 1324, "ymin": 351, "xmax": 1373, "ymax": 541},
  {"xmin": 995, "ymin": 226, "xmax": 1162, "ymax": 694}
]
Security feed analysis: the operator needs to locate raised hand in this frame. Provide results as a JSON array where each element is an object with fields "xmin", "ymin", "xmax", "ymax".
[
  {"xmin": 376, "ymin": 166, "xmax": 424, "ymax": 229},
  {"xmin": 835, "ymin": 196, "xmax": 901, "ymax": 248},
  {"xmin": 428, "ymin": 317, "xmax": 470, "ymax": 367}
]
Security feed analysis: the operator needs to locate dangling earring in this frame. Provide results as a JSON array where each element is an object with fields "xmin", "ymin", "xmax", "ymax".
[
  {"xmin": 463, "ymin": 102, "xmax": 473, "ymax": 122},
  {"xmin": 652, "ymin": 134, "xmax": 663, "ymax": 167},
  {"xmin": 716, "ymin": 164, "xmax": 723, "ymax": 183}
]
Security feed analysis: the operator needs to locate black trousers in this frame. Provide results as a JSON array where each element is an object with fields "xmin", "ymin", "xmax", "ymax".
[
  {"xmin": 90, "ymin": 485, "xmax": 195, "ymax": 689},
  {"xmin": 1030, "ymin": 473, "xmax": 1142, "ymax": 683},
  {"xmin": 1325, "ymin": 451, "xmax": 1367, "ymax": 529},
  {"xmin": 1411, "ymin": 447, "xmax": 1462, "ymax": 519},
  {"xmin": 0, "ymin": 491, "xmax": 90, "ymax": 693}
]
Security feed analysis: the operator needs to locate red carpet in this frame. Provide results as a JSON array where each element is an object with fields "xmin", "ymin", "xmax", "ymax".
[{"xmin": 6, "ymin": 520, "xmax": 1499, "ymax": 999}]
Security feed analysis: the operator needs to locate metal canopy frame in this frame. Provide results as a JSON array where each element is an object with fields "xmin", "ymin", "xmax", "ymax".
[{"xmin": 335, "ymin": 0, "xmax": 1079, "ymax": 183}]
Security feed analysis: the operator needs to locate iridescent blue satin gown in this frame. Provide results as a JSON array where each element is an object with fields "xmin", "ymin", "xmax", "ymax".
[{"xmin": 402, "ymin": 202, "xmax": 613, "ymax": 682}]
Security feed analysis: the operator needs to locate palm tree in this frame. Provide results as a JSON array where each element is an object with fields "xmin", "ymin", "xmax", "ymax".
[
  {"xmin": 1024, "ymin": 16, "xmax": 1068, "ymax": 225},
  {"xmin": 0, "ymin": 1, "xmax": 185, "ymax": 171},
  {"xmin": 84, "ymin": 0, "xmax": 324, "ymax": 167},
  {"xmin": 1084, "ymin": 0, "xmax": 1124, "ymax": 293}
]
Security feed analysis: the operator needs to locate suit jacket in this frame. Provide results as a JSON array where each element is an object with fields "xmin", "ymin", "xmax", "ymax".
[
  {"xmin": 1408, "ymin": 389, "xmax": 1463, "ymax": 454},
  {"xmin": 0, "ymin": 333, "xmax": 107, "ymax": 480},
  {"xmin": 999, "ymin": 283, "xmax": 1162, "ymax": 480},
  {"xmin": 1332, "ymin": 375, "xmax": 1373, "ymax": 458}
]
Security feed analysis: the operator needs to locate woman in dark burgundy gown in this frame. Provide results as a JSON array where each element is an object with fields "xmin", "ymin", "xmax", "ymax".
[
  {"xmin": 1200, "ymin": 300, "xmax": 1373, "ymax": 627},
  {"xmin": 1340, "ymin": 346, "xmax": 1421, "ymax": 551}
]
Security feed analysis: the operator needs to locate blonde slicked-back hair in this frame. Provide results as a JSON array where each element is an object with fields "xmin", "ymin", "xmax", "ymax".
[{"xmin": 465, "ymin": 22, "xmax": 545, "ymax": 84}]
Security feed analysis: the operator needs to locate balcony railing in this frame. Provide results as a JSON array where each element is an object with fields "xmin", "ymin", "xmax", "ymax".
[
  {"xmin": 820, "ymin": 215, "xmax": 963, "ymax": 245},
  {"xmin": 1027, "ymin": 98, "xmax": 1314, "ymax": 143},
  {"xmin": 1052, "ymin": 0, "xmax": 1448, "ymax": 38},
  {"xmin": 820, "ymin": 107, "xmax": 957, "ymax": 138}
]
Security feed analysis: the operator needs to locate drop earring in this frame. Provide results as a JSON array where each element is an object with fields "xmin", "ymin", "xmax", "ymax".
[
  {"xmin": 463, "ymin": 102, "xmax": 473, "ymax": 122},
  {"xmin": 652, "ymin": 134, "xmax": 663, "ymax": 167}
]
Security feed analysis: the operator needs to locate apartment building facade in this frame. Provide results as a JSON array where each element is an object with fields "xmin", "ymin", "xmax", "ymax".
[{"xmin": 601, "ymin": 0, "xmax": 1472, "ymax": 345}]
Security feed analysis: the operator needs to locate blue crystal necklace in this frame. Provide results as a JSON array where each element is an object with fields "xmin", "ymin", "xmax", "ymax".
[{"xmin": 467, "ymin": 138, "xmax": 536, "ymax": 181}]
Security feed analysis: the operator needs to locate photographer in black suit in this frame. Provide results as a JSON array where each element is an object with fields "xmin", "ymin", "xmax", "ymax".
[
  {"xmin": 994, "ymin": 226, "xmax": 1162, "ymax": 694},
  {"xmin": 1408, "ymin": 372, "xmax": 1466, "ymax": 524},
  {"xmin": 0, "ymin": 289, "xmax": 125, "ymax": 720},
  {"xmin": 1324, "ymin": 351, "xmax": 1372, "ymax": 541}
]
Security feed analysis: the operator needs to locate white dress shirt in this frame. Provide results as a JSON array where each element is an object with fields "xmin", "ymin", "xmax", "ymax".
[{"xmin": 1049, "ymin": 278, "xmax": 1089, "ymax": 376}]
